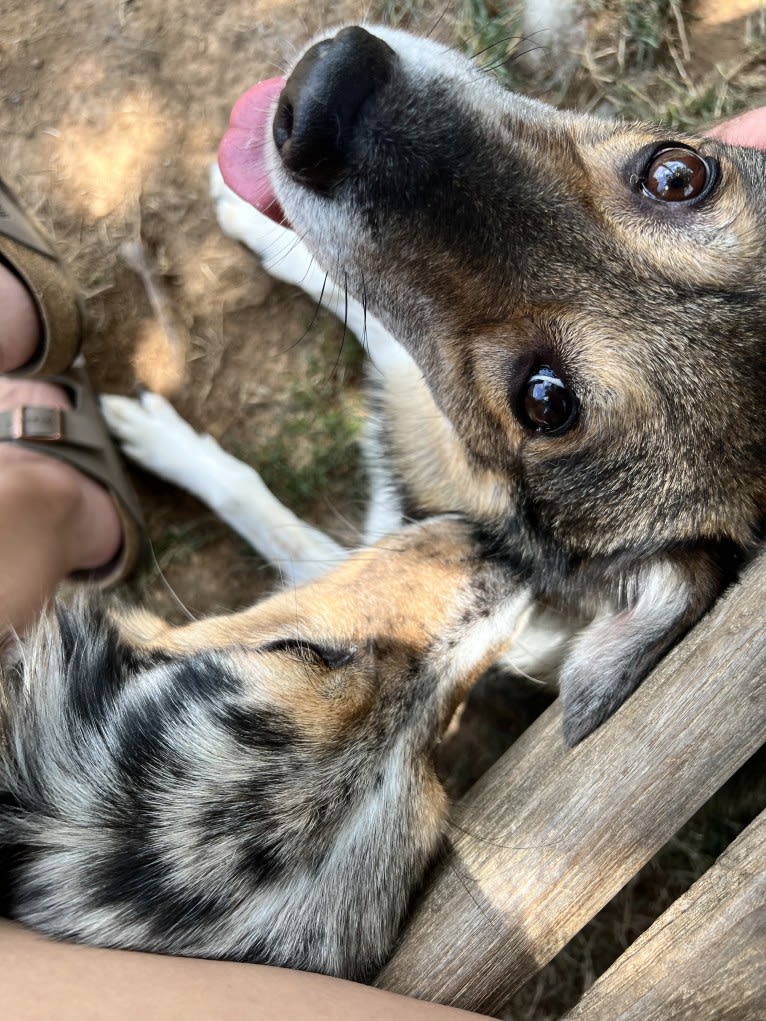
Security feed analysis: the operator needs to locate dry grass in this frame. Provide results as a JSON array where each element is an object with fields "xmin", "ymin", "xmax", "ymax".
[{"xmin": 458, "ymin": 0, "xmax": 766, "ymax": 126}]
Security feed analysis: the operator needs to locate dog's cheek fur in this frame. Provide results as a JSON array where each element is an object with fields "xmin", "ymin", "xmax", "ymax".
[{"xmin": 0, "ymin": 605, "xmax": 448, "ymax": 980}]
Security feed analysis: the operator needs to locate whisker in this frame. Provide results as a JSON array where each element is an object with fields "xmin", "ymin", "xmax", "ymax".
[
  {"xmin": 470, "ymin": 32, "xmax": 526, "ymax": 63},
  {"xmin": 360, "ymin": 271, "xmax": 370, "ymax": 356},
  {"xmin": 426, "ymin": 5, "xmax": 450, "ymax": 40},
  {"xmin": 285, "ymin": 269, "xmax": 331, "ymax": 353},
  {"xmin": 446, "ymin": 817, "xmax": 562, "ymax": 853},
  {"xmin": 442, "ymin": 851, "xmax": 504, "ymax": 933},
  {"xmin": 331, "ymin": 272, "xmax": 351, "ymax": 377},
  {"xmin": 147, "ymin": 542, "xmax": 198, "ymax": 622}
]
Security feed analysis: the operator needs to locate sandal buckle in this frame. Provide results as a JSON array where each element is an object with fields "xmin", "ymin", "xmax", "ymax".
[{"xmin": 11, "ymin": 406, "xmax": 64, "ymax": 442}]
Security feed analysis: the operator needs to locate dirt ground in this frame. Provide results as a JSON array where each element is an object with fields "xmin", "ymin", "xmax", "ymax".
[{"xmin": 2, "ymin": 1, "xmax": 765, "ymax": 1016}]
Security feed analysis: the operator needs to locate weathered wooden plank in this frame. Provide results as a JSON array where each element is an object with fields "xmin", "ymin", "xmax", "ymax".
[
  {"xmin": 562, "ymin": 808, "xmax": 766, "ymax": 1021},
  {"xmin": 375, "ymin": 552, "xmax": 766, "ymax": 1016}
]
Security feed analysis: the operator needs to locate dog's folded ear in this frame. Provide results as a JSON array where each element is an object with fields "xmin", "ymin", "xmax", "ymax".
[{"xmin": 558, "ymin": 559, "xmax": 705, "ymax": 746}]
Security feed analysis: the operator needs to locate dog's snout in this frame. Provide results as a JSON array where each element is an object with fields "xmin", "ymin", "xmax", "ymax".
[{"xmin": 273, "ymin": 26, "xmax": 395, "ymax": 190}]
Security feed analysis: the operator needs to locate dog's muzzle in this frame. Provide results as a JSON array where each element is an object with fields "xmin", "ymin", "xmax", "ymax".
[{"xmin": 273, "ymin": 26, "xmax": 396, "ymax": 191}]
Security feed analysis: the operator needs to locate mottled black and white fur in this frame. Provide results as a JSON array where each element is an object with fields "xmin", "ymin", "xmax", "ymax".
[{"xmin": 0, "ymin": 519, "xmax": 528, "ymax": 979}]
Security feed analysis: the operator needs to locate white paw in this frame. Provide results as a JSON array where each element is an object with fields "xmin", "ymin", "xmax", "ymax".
[
  {"xmin": 101, "ymin": 392, "xmax": 219, "ymax": 487},
  {"xmin": 209, "ymin": 162, "xmax": 296, "ymax": 267},
  {"xmin": 209, "ymin": 161, "xmax": 336, "ymax": 298}
]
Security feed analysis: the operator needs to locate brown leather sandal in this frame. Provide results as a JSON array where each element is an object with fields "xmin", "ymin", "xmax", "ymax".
[
  {"xmin": 0, "ymin": 177, "xmax": 83, "ymax": 377},
  {"xmin": 0, "ymin": 364, "xmax": 145, "ymax": 587}
]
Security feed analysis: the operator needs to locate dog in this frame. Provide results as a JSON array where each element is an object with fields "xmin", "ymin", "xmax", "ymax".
[
  {"xmin": 1, "ymin": 22, "xmax": 765, "ymax": 983},
  {"xmin": 0, "ymin": 518, "xmax": 527, "ymax": 980}
]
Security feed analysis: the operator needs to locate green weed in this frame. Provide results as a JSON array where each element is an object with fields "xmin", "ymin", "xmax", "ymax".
[{"xmin": 226, "ymin": 313, "xmax": 366, "ymax": 522}]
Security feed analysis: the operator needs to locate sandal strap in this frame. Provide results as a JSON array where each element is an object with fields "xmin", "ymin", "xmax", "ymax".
[
  {"xmin": 0, "ymin": 405, "xmax": 104, "ymax": 450},
  {"xmin": 0, "ymin": 176, "xmax": 82, "ymax": 377},
  {"xmin": 0, "ymin": 365, "xmax": 145, "ymax": 587}
]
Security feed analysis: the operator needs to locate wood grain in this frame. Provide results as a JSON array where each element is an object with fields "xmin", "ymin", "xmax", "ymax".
[
  {"xmin": 375, "ymin": 552, "xmax": 766, "ymax": 1016},
  {"xmin": 562, "ymin": 809, "xmax": 766, "ymax": 1020}
]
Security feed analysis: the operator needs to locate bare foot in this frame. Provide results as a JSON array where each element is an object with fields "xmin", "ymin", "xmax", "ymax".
[
  {"xmin": 0, "ymin": 262, "xmax": 40, "ymax": 372},
  {"xmin": 0, "ymin": 263, "xmax": 122, "ymax": 583}
]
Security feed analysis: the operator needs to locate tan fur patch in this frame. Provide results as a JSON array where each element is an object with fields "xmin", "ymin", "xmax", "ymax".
[
  {"xmin": 380, "ymin": 362, "xmax": 514, "ymax": 521},
  {"xmin": 114, "ymin": 520, "xmax": 483, "ymax": 742}
]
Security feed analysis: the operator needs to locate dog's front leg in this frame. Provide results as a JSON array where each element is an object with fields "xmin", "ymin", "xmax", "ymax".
[
  {"xmin": 102, "ymin": 391, "xmax": 345, "ymax": 585},
  {"xmin": 559, "ymin": 559, "xmax": 708, "ymax": 745}
]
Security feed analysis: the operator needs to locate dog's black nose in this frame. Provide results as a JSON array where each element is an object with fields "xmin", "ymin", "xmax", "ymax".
[{"xmin": 273, "ymin": 26, "xmax": 395, "ymax": 190}]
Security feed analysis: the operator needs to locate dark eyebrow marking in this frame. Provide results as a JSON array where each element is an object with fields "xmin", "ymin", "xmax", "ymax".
[{"xmin": 259, "ymin": 638, "xmax": 356, "ymax": 670}]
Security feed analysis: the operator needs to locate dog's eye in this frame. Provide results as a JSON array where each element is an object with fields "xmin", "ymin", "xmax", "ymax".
[
  {"xmin": 519, "ymin": 366, "xmax": 578, "ymax": 435},
  {"xmin": 641, "ymin": 146, "xmax": 713, "ymax": 203}
]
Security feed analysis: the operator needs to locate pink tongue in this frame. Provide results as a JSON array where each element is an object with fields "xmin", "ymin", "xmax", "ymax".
[{"xmin": 218, "ymin": 76, "xmax": 287, "ymax": 224}]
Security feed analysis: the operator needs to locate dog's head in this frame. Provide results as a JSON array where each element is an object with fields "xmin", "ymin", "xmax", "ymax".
[
  {"xmin": 235, "ymin": 25, "xmax": 766, "ymax": 557},
  {"xmin": 220, "ymin": 25, "xmax": 766, "ymax": 740}
]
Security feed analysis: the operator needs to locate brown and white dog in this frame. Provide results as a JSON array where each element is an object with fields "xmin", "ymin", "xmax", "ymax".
[{"xmin": 2, "ymin": 23, "xmax": 765, "ymax": 983}]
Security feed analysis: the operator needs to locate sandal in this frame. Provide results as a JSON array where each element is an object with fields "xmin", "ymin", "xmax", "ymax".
[
  {"xmin": 0, "ymin": 364, "xmax": 145, "ymax": 587},
  {"xmin": 0, "ymin": 177, "xmax": 83, "ymax": 377}
]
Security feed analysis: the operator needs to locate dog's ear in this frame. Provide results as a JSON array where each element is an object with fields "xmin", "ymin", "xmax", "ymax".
[{"xmin": 559, "ymin": 560, "xmax": 702, "ymax": 746}]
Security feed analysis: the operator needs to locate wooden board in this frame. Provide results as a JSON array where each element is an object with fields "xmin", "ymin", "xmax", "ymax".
[
  {"xmin": 376, "ymin": 552, "xmax": 766, "ymax": 1016},
  {"xmin": 562, "ymin": 809, "xmax": 766, "ymax": 1020}
]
